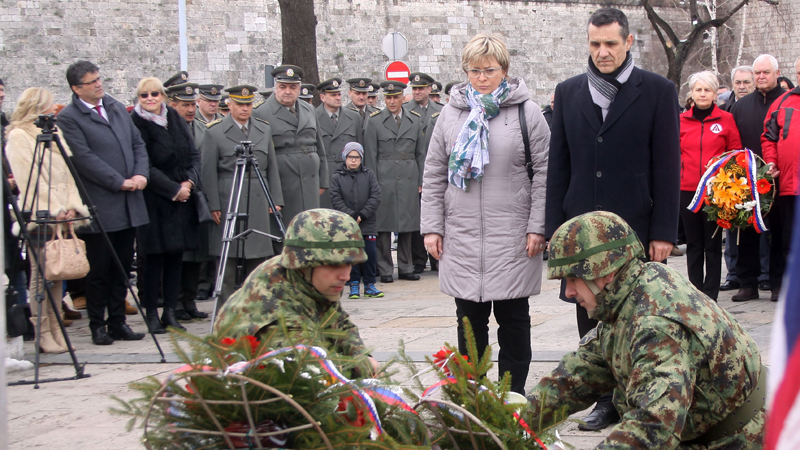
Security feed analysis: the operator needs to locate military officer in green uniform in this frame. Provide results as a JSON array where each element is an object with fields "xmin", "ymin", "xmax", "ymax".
[
  {"xmin": 444, "ymin": 81, "xmax": 458, "ymax": 103},
  {"xmin": 196, "ymin": 84, "xmax": 224, "ymax": 124},
  {"xmin": 252, "ymin": 65, "xmax": 328, "ymax": 246},
  {"xmin": 218, "ymin": 95, "xmax": 230, "ymax": 116},
  {"xmin": 429, "ymin": 81, "xmax": 443, "ymax": 104},
  {"xmin": 299, "ymin": 84, "xmax": 315, "ymax": 104},
  {"xmin": 316, "ymin": 77, "xmax": 364, "ymax": 208},
  {"xmin": 526, "ymin": 211, "xmax": 765, "ymax": 449},
  {"xmin": 364, "ymin": 81, "xmax": 426, "ymax": 282},
  {"xmin": 366, "ymin": 82, "xmax": 381, "ymax": 109},
  {"xmin": 214, "ymin": 208, "xmax": 379, "ymax": 375},
  {"xmin": 164, "ymin": 83, "xmax": 210, "ymax": 319},
  {"xmin": 346, "ymin": 77, "xmax": 380, "ymax": 126},
  {"xmin": 201, "ymin": 85, "xmax": 285, "ymax": 308}
]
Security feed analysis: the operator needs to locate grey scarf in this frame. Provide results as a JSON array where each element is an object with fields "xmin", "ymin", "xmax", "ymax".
[{"xmin": 587, "ymin": 53, "xmax": 634, "ymax": 120}]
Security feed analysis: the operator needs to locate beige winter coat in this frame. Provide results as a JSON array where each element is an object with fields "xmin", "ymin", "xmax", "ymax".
[
  {"xmin": 6, "ymin": 124, "xmax": 90, "ymax": 232},
  {"xmin": 420, "ymin": 78, "xmax": 550, "ymax": 301}
]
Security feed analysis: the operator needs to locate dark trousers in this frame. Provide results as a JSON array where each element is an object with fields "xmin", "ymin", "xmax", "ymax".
[
  {"xmin": 350, "ymin": 235, "xmax": 377, "ymax": 285},
  {"xmin": 455, "ymin": 297, "xmax": 531, "ymax": 395},
  {"xmin": 679, "ymin": 190, "xmax": 722, "ymax": 300},
  {"xmin": 80, "ymin": 228, "xmax": 136, "ymax": 332},
  {"xmin": 736, "ymin": 196, "xmax": 786, "ymax": 290},
  {"xmin": 178, "ymin": 261, "xmax": 201, "ymax": 312},
  {"xmin": 140, "ymin": 252, "xmax": 183, "ymax": 314}
]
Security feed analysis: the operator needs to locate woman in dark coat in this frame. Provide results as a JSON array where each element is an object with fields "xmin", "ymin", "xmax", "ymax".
[{"xmin": 131, "ymin": 77, "xmax": 200, "ymax": 333}]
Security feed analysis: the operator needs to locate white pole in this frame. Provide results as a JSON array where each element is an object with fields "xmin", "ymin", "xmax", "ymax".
[{"xmin": 178, "ymin": 0, "xmax": 188, "ymax": 71}]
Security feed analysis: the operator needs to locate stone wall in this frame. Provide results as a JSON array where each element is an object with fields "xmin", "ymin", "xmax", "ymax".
[
  {"xmin": 0, "ymin": 0, "xmax": 791, "ymax": 111},
  {"xmin": 736, "ymin": 1, "xmax": 799, "ymax": 75}
]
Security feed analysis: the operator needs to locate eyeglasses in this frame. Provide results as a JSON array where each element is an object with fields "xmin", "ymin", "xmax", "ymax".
[
  {"xmin": 346, "ymin": 155, "xmax": 362, "ymax": 160},
  {"xmin": 77, "ymin": 76, "xmax": 102, "ymax": 86},
  {"xmin": 466, "ymin": 68, "xmax": 503, "ymax": 79},
  {"xmin": 139, "ymin": 91, "xmax": 161, "ymax": 99}
]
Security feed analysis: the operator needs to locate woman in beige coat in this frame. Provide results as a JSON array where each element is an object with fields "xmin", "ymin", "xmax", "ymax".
[
  {"xmin": 6, "ymin": 87, "xmax": 89, "ymax": 353},
  {"xmin": 420, "ymin": 34, "xmax": 550, "ymax": 394}
]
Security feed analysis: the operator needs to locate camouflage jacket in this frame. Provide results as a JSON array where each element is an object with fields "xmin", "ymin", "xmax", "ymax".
[
  {"xmin": 528, "ymin": 259, "xmax": 764, "ymax": 449},
  {"xmin": 213, "ymin": 257, "xmax": 367, "ymax": 358}
]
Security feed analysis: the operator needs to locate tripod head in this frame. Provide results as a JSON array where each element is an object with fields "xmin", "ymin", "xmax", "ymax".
[
  {"xmin": 34, "ymin": 113, "xmax": 57, "ymax": 134},
  {"xmin": 235, "ymin": 141, "xmax": 254, "ymax": 156}
]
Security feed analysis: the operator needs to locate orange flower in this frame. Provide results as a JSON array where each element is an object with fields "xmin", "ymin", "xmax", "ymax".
[
  {"xmin": 717, "ymin": 219, "xmax": 732, "ymax": 229},
  {"xmin": 757, "ymin": 179, "xmax": 771, "ymax": 195},
  {"xmin": 735, "ymin": 153, "xmax": 748, "ymax": 167}
]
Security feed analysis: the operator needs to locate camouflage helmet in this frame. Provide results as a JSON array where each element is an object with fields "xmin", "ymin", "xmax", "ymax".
[
  {"xmin": 547, "ymin": 211, "xmax": 644, "ymax": 280},
  {"xmin": 279, "ymin": 209, "xmax": 367, "ymax": 269}
]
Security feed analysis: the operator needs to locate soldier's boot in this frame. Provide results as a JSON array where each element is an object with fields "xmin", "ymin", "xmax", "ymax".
[
  {"xmin": 364, "ymin": 284, "xmax": 384, "ymax": 298},
  {"xmin": 348, "ymin": 282, "xmax": 360, "ymax": 299}
]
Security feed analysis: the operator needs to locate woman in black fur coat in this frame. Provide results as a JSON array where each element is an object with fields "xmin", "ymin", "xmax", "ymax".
[{"xmin": 131, "ymin": 77, "xmax": 200, "ymax": 333}]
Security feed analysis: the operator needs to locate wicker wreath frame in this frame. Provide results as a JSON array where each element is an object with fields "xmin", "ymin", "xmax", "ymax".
[
  {"xmin": 413, "ymin": 398, "xmax": 507, "ymax": 450},
  {"xmin": 142, "ymin": 371, "xmax": 334, "ymax": 450}
]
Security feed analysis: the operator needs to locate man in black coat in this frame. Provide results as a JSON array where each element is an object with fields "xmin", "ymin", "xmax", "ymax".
[
  {"xmin": 544, "ymin": 7, "xmax": 680, "ymax": 431},
  {"xmin": 58, "ymin": 60, "xmax": 149, "ymax": 345},
  {"xmin": 729, "ymin": 54, "xmax": 786, "ymax": 302}
]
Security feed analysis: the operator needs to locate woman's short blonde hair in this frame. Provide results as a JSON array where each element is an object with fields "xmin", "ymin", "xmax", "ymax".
[
  {"xmin": 461, "ymin": 34, "xmax": 510, "ymax": 74},
  {"xmin": 136, "ymin": 77, "xmax": 166, "ymax": 98},
  {"xmin": 687, "ymin": 71, "xmax": 719, "ymax": 94},
  {"xmin": 9, "ymin": 87, "xmax": 54, "ymax": 128}
]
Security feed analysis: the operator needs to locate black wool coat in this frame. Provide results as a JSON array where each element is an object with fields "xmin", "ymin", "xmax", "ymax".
[
  {"xmin": 131, "ymin": 106, "xmax": 201, "ymax": 255},
  {"xmin": 330, "ymin": 163, "xmax": 381, "ymax": 236},
  {"xmin": 545, "ymin": 67, "xmax": 681, "ymax": 249}
]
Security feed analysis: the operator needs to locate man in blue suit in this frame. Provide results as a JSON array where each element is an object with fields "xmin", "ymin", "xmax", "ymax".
[{"xmin": 544, "ymin": 8, "xmax": 681, "ymax": 431}]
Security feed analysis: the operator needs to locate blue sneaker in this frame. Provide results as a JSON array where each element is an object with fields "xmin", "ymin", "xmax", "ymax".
[
  {"xmin": 348, "ymin": 282, "xmax": 360, "ymax": 299},
  {"xmin": 364, "ymin": 284, "xmax": 384, "ymax": 298}
]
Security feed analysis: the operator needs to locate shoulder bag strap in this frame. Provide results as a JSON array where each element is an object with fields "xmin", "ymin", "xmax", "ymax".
[{"xmin": 518, "ymin": 103, "xmax": 533, "ymax": 182}]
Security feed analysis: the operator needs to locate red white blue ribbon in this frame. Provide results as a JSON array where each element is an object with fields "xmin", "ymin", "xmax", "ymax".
[{"xmin": 688, "ymin": 149, "xmax": 768, "ymax": 233}]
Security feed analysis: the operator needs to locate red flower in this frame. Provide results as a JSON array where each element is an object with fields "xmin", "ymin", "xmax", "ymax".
[
  {"xmin": 703, "ymin": 196, "xmax": 711, "ymax": 206},
  {"xmin": 735, "ymin": 153, "xmax": 748, "ymax": 167},
  {"xmin": 757, "ymin": 179, "xmax": 771, "ymax": 195},
  {"xmin": 717, "ymin": 219, "xmax": 732, "ymax": 229},
  {"xmin": 337, "ymin": 396, "xmax": 366, "ymax": 427},
  {"xmin": 432, "ymin": 347, "xmax": 469, "ymax": 376},
  {"xmin": 747, "ymin": 215, "xmax": 755, "ymax": 224},
  {"xmin": 241, "ymin": 335, "xmax": 260, "ymax": 354},
  {"xmin": 221, "ymin": 337, "xmax": 236, "ymax": 346}
]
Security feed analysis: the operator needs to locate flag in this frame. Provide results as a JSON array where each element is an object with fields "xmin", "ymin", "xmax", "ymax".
[{"xmin": 766, "ymin": 193, "xmax": 800, "ymax": 449}]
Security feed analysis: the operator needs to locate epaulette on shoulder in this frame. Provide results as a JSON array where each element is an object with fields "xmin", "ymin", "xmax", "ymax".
[
  {"xmin": 431, "ymin": 111, "xmax": 441, "ymax": 118},
  {"xmin": 253, "ymin": 99, "xmax": 265, "ymax": 109},
  {"xmin": 253, "ymin": 117, "xmax": 269, "ymax": 125},
  {"xmin": 346, "ymin": 104, "xmax": 358, "ymax": 112},
  {"xmin": 409, "ymin": 110, "xmax": 421, "ymax": 117},
  {"xmin": 369, "ymin": 110, "xmax": 382, "ymax": 118},
  {"xmin": 206, "ymin": 118, "xmax": 223, "ymax": 128}
]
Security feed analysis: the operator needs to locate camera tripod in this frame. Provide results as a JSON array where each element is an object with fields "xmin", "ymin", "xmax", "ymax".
[
  {"xmin": 7, "ymin": 114, "xmax": 166, "ymax": 388},
  {"xmin": 208, "ymin": 141, "xmax": 286, "ymax": 329}
]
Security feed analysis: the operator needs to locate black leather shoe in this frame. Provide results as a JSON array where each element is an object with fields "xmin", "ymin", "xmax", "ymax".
[
  {"xmin": 398, "ymin": 272, "xmax": 420, "ymax": 281},
  {"xmin": 719, "ymin": 280, "xmax": 741, "ymax": 291},
  {"xmin": 108, "ymin": 323, "xmax": 146, "ymax": 341},
  {"xmin": 413, "ymin": 264, "xmax": 425, "ymax": 274},
  {"xmin": 380, "ymin": 275, "xmax": 393, "ymax": 283},
  {"xmin": 174, "ymin": 309, "xmax": 193, "ymax": 321},
  {"xmin": 731, "ymin": 287, "xmax": 759, "ymax": 302},
  {"xmin": 161, "ymin": 308, "xmax": 187, "ymax": 331},
  {"xmin": 771, "ymin": 289, "xmax": 781, "ymax": 302},
  {"xmin": 186, "ymin": 309, "xmax": 209, "ymax": 319},
  {"xmin": 91, "ymin": 327, "xmax": 114, "ymax": 345},
  {"xmin": 430, "ymin": 259, "xmax": 439, "ymax": 271},
  {"xmin": 145, "ymin": 312, "xmax": 166, "ymax": 334},
  {"xmin": 578, "ymin": 403, "xmax": 620, "ymax": 431},
  {"xmin": 759, "ymin": 280, "xmax": 771, "ymax": 291},
  {"xmin": 196, "ymin": 289, "xmax": 210, "ymax": 301}
]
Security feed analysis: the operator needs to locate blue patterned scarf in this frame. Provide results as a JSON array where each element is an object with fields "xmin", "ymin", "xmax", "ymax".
[{"xmin": 448, "ymin": 79, "xmax": 509, "ymax": 191}]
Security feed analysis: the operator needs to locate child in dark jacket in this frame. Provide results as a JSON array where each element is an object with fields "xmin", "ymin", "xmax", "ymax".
[{"xmin": 330, "ymin": 142, "xmax": 383, "ymax": 298}]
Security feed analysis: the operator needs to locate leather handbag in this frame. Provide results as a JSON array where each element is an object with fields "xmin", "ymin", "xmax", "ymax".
[
  {"xmin": 191, "ymin": 167, "xmax": 215, "ymax": 225},
  {"xmin": 44, "ymin": 223, "xmax": 90, "ymax": 281}
]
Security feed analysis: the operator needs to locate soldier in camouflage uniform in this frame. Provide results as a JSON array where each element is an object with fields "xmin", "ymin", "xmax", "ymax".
[
  {"xmin": 526, "ymin": 211, "xmax": 765, "ymax": 449},
  {"xmin": 213, "ymin": 209, "xmax": 378, "ymax": 373}
]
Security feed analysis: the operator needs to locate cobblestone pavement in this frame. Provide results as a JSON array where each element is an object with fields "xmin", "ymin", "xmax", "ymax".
[{"xmin": 5, "ymin": 248, "xmax": 777, "ymax": 449}]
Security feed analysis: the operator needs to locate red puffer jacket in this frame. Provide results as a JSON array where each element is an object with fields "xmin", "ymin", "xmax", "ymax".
[
  {"xmin": 680, "ymin": 105, "xmax": 743, "ymax": 191},
  {"xmin": 762, "ymin": 89, "xmax": 800, "ymax": 196}
]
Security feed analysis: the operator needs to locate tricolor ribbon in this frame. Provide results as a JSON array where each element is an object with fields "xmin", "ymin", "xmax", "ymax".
[{"xmin": 688, "ymin": 149, "xmax": 768, "ymax": 233}]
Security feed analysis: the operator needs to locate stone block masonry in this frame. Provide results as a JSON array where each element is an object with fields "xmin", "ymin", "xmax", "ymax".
[{"xmin": 0, "ymin": 0, "xmax": 793, "ymax": 110}]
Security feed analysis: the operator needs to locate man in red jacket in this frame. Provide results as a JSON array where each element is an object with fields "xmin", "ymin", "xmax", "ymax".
[{"xmin": 761, "ymin": 71, "xmax": 800, "ymax": 302}]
